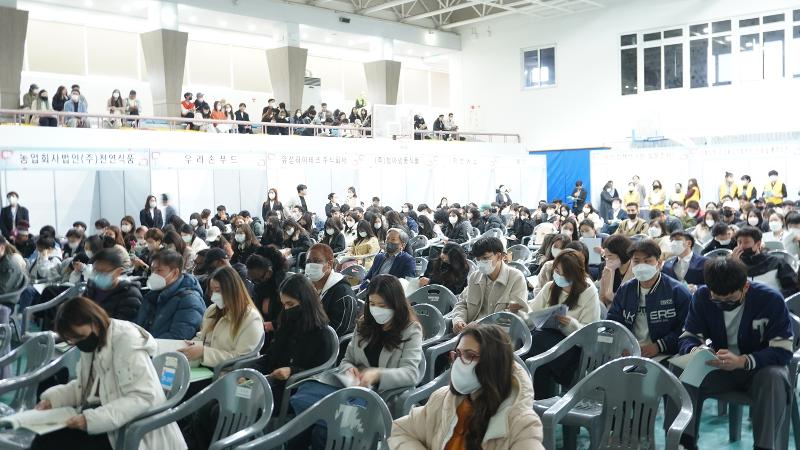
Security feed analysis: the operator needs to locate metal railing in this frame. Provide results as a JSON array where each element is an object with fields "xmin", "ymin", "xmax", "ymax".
[{"xmin": 0, "ymin": 108, "xmax": 521, "ymax": 143}]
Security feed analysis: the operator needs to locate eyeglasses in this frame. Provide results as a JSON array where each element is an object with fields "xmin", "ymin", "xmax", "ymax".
[
  {"xmin": 475, "ymin": 254, "xmax": 495, "ymax": 262},
  {"xmin": 449, "ymin": 349, "xmax": 480, "ymax": 364}
]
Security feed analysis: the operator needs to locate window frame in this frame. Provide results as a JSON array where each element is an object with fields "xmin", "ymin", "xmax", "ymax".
[{"xmin": 520, "ymin": 44, "xmax": 557, "ymax": 91}]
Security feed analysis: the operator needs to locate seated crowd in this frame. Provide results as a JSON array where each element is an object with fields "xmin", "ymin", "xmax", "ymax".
[{"xmin": 0, "ymin": 172, "xmax": 797, "ymax": 449}]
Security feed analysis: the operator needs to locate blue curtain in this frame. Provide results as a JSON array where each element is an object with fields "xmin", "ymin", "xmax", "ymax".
[{"xmin": 543, "ymin": 149, "xmax": 591, "ymax": 208}]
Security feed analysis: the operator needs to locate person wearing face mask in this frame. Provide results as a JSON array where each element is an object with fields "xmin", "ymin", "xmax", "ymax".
[
  {"xmin": 507, "ymin": 207, "xmax": 535, "ymax": 247},
  {"xmin": 601, "ymin": 198, "xmax": 626, "ymax": 234},
  {"xmin": 345, "ymin": 220, "xmax": 380, "ymax": 270},
  {"xmin": 763, "ymin": 169, "xmax": 787, "ymax": 206},
  {"xmin": 341, "ymin": 212, "xmax": 359, "ymax": 246},
  {"xmin": 599, "ymin": 234, "xmax": 634, "ymax": 306},
  {"xmin": 495, "ymin": 184, "xmax": 512, "ymax": 205},
  {"xmin": 62, "ymin": 88, "xmax": 88, "ymax": 128},
  {"xmin": 291, "ymin": 274, "xmax": 423, "ymax": 448},
  {"xmin": 536, "ymin": 234, "xmax": 572, "ymax": 290},
  {"xmin": 179, "ymin": 223, "xmax": 207, "ymax": 257},
  {"xmin": 739, "ymin": 175, "xmax": 757, "ymax": 201},
  {"xmin": 359, "ymin": 229, "xmax": 416, "ymax": 290},
  {"xmin": 764, "ymin": 211, "xmax": 786, "ymax": 243},
  {"xmin": 614, "ymin": 202, "xmax": 647, "ymax": 237},
  {"xmin": 599, "ymin": 180, "xmax": 618, "ymax": 220},
  {"xmin": 644, "ymin": 219, "xmax": 673, "ymax": 258},
  {"xmin": 647, "ymin": 180, "xmax": 666, "ymax": 212},
  {"xmin": 576, "ymin": 203, "xmax": 604, "ymax": 231},
  {"xmin": 31, "ymin": 88, "xmax": 57, "ymax": 127},
  {"xmin": 781, "ymin": 212, "xmax": 800, "ymax": 258},
  {"xmin": 442, "ymin": 209, "xmax": 471, "ymax": 245},
  {"xmin": 0, "ymin": 235, "xmax": 27, "ymax": 301},
  {"xmin": 527, "ymin": 250, "xmax": 600, "ymax": 397},
  {"xmin": 138, "ymin": 195, "xmax": 163, "ymax": 229},
  {"xmin": 261, "ymin": 188, "xmax": 283, "ymax": 221},
  {"xmin": 607, "ymin": 240, "xmax": 690, "ymax": 360},
  {"xmin": 116, "ymin": 216, "xmax": 136, "ymax": 251},
  {"xmin": 419, "ymin": 243, "xmax": 470, "ymax": 295},
  {"xmin": 84, "ymin": 248, "xmax": 141, "ymax": 321},
  {"xmin": 390, "ymin": 324, "xmax": 544, "ymax": 450},
  {"xmin": 305, "ymin": 244, "xmax": 357, "ymax": 336},
  {"xmin": 730, "ymin": 227, "xmax": 799, "ymax": 298},
  {"xmin": 279, "ymin": 218, "xmax": 311, "ymax": 266},
  {"xmin": 452, "ymin": 237, "xmax": 529, "ymax": 334},
  {"xmin": 670, "ymin": 259, "xmax": 793, "ymax": 450},
  {"xmin": 1, "ymin": 191, "xmax": 30, "ymax": 240},
  {"xmin": 702, "ymin": 223, "xmax": 737, "ymax": 255},
  {"xmin": 259, "ymin": 216, "xmax": 284, "ymax": 248},
  {"xmin": 692, "ymin": 210, "xmax": 719, "ymax": 245},
  {"xmin": 319, "ymin": 218, "xmax": 346, "ymax": 253},
  {"xmin": 134, "ymin": 250, "xmax": 205, "ymax": 340},
  {"xmin": 32, "ymin": 297, "xmax": 187, "ymax": 450},
  {"xmin": 623, "ymin": 182, "xmax": 641, "ymax": 207},
  {"xmin": 107, "ymin": 89, "xmax": 124, "ymax": 116},
  {"xmin": 718, "ymin": 172, "xmax": 740, "ymax": 202},
  {"xmin": 684, "ymin": 178, "xmax": 701, "ymax": 205},
  {"xmin": 568, "ymin": 180, "xmax": 587, "ymax": 214},
  {"xmin": 230, "ymin": 224, "xmax": 260, "ymax": 266},
  {"xmin": 62, "ymin": 228, "xmax": 85, "ymax": 259},
  {"xmin": 661, "ymin": 232, "xmax": 708, "ymax": 291}
]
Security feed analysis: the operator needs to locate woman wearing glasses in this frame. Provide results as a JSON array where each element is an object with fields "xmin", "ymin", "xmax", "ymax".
[{"xmin": 389, "ymin": 324, "xmax": 544, "ymax": 449}]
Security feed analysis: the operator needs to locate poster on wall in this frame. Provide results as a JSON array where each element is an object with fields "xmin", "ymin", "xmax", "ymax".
[
  {"xmin": 0, "ymin": 148, "xmax": 149, "ymax": 170},
  {"xmin": 149, "ymin": 150, "xmax": 267, "ymax": 170}
]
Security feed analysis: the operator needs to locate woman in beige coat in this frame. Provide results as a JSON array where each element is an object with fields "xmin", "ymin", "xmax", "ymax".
[
  {"xmin": 389, "ymin": 324, "xmax": 543, "ymax": 450},
  {"xmin": 35, "ymin": 297, "xmax": 186, "ymax": 450},
  {"xmin": 346, "ymin": 220, "xmax": 381, "ymax": 269}
]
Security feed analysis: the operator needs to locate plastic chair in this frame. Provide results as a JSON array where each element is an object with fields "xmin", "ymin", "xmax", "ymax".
[
  {"xmin": 232, "ymin": 326, "xmax": 339, "ymax": 426},
  {"xmin": 234, "ymin": 387, "xmax": 392, "ymax": 450},
  {"xmin": 507, "ymin": 260, "xmax": 531, "ymax": 277},
  {"xmin": 787, "ymin": 293, "xmax": 800, "ymax": 317},
  {"xmin": 527, "ymin": 320, "xmax": 641, "ymax": 450},
  {"xmin": 765, "ymin": 240, "xmax": 786, "ymax": 251},
  {"xmin": 213, "ymin": 331, "xmax": 266, "ymax": 380},
  {"xmin": 542, "ymin": 356, "xmax": 693, "ymax": 450},
  {"xmin": 424, "ymin": 312, "xmax": 531, "ymax": 383},
  {"xmin": 412, "ymin": 303, "xmax": 446, "ymax": 348},
  {"xmin": 22, "ymin": 283, "xmax": 86, "ymax": 335},
  {"xmin": 415, "ymin": 257, "xmax": 428, "ymax": 277},
  {"xmin": 339, "ymin": 264, "xmax": 367, "ymax": 284},
  {"xmin": 482, "ymin": 228, "xmax": 504, "ymax": 239},
  {"xmin": 408, "ymin": 235, "xmax": 429, "ymax": 256},
  {"xmin": 508, "ymin": 244, "xmax": 532, "ymax": 263},
  {"xmin": 466, "ymin": 259, "xmax": 477, "ymax": 275},
  {"xmin": 0, "ymin": 324, "xmax": 11, "ymax": 358},
  {"xmin": 705, "ymin": 248, "xmax": 732, "ymax": 259},
  {"xmin": 0, "ymin": 332, "xmax": 55, "ymax": 386},
  {"xmin": 114, "ymin": 351, "xmax": 192, "ymax": 448},
  {"xmin": 0, "ymin": 285, "xmax": 27, "ymax": 308},
  {"xmin": 770, "ymin": 250, "xmax": 800, "ymax": 272},
  {"xmin": 123, "ymin": 368, "xmax": 273, "ymax": 450},
  {"xmin": 630, "ymin": 234, "xmax": 648, "ymax": 242},
  {"xmin": 407, "ymin": 284, "xmax": 458, "ymax": 316}
]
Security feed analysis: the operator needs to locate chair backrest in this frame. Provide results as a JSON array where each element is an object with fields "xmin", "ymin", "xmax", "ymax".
[
  {"xmin": 533, "ymin": 222, "xmax": 555, "ymax": 245},
  {"xmin": 482, "ymin": 228, "xmax": 504, "ymax": 239},
  {"xmin": 787, "ymin": 293, "xmax": 800, "ymax": 318},
  {"xmin": 477, "ymin": 312, "xmax": 532, "ymax": 357},
  {"xmin": 507, "ymin": 244, "xmax": 532, "ymax": 263},
  {"xmin": 765, "ymin": 240, "xmax": 785, "ymax": 251},
  {"xmin": 152, "ymin": 352, "xmax": 191, "ymax": 406},
  {"xmin": 466, "ymin": 259, "xmax": 477, "ymax": 275},
  {"xmin": 235, "ymin": 387, "xmax": 392, "ymax": 450},
  {"xmin": 0, "ymin": 332, "xmax": 57, "ymax": 410},
  {"xmin": 0, "ymin": 284, "xmax": 27, "ymax": 307},
  {"xmin": 22, "ymin": 283, "xmax": 87, "ymax": 335},
  {"xmin": 407, "ymin": 284, "xmax": 458, "ymax": 315},
  {"xmin": 705, "ymin": 248, "xmax": 732, "ymax": 259},
  {"xmin": 0, "ymin": 324, "xmax": 11, "ymax": 358},
  {"xmin": 507, "ymin": 261, "xmax": 531, "ymax": 277},
  {"xmin": 570, "ymin": 320, "xmax": 641, "ymax": 381},
  {"xmin": 542, "ymin": 357, "xmax": 692, "ymax": 450},
  {"xmin": 412, "ymin": 304, "xmax": 446, "ymax": 347},
  {"xmin": 340, "ymin": 264, "xmax": 367, "ymax": 283},
  {"xmin": 415, "ymin": 257, "xmax": 428, "ymax": 277},
  {"xmin": 770, "ymin": 250, "xmax": 799, "ymax": 271},
  {"xmin": 408, "ymin": 235, "xmax": 428, "ymax": 254}
]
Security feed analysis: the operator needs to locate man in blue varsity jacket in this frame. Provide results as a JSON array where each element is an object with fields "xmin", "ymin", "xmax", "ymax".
[
  {"xmin": 731, "ymin": 226, "xmax": 799, "ymax": 298},
  {"xmin": 607, "ymin": 239, "xmax": 690, "ymax": 357},
  {"xmin": 673, "ymin": 258, "xmax": 793, "ymax": 450},
  {"xmin": 661, "ymin": 231, "xmax": 708, "ymax": 291}
]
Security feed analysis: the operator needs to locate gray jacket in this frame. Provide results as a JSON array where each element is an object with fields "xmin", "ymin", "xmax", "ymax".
[
  {"xmin": 317, "ymin": 322, "xmax": 423, "ymax": 393},
  {"xmin": 452, "ymin": 262, "xmax": 529, "ymax": 324},
  {"xmin": 0, "ymin": 254, "xmax": 26, "ymax": 296}
]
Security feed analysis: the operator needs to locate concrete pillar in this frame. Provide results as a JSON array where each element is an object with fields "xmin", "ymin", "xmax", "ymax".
[
  {"xmin": 140, "ymin": 29, "xmax": 188, "ymax": 117},
  {"xmin": 274, "ymin": 22, "xmax": 301, "ymax": 47},
  {"xmin": 266, "ymin": 46, "xmax": 307, "ymax": 112},
  {"xmin": 364, "ymin": 60, "xmax": 401, "ymax": 105},
  {"xmin": 147, "ymin": 1, "xmax": 179, "ymax": 31},
  {"xmin": 0, "ymin": 6, "xmax": 28, "ymax": 110}
]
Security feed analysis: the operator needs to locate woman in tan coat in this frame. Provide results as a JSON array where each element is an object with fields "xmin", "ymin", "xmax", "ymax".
[
  {"xmin": 346, "ymin": 220, "xmax": 381, "ymax": 269},
  {"xmin": 389, "ymin": 324, "xmax": 543, "ymax": 450}
]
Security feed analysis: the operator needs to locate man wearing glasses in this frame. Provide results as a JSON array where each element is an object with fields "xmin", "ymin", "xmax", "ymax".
[{"xmin": 452, "ymin": 237, "xmax": 528, "ymax": 333}]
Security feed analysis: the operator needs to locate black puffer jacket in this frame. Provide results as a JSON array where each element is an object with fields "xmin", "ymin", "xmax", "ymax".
[{"xmin": 85, "ymin": 279, "xmax": 142, "ymax": 321}]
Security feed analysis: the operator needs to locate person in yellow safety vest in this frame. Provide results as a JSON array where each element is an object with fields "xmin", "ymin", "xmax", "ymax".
[
  {"xmin": 739, "ymin": 175, "xmax": 758, "ymax": 201},
  {"xmin": 764, "ymin": 170, "xmax": 787, "ymax": 206},
  {"xmin": 718, "ymin": 172, "xmax": 740, "ymax": 202},
  {"xmin": 684, "ymin": 178, "xmax": 701, "ymax": 205}
]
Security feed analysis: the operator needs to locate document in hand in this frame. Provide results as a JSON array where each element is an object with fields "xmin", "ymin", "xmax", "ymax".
[
  {"xmin": 579, "ymin": 237, "xmax": 603, "ymax": 266},
  {"xmin": 155, "ymin": 339, "xmax": 189, "ymax": 355},
  {"xmin": 669, "ymin": 348, "xmax": 720, "ymax": 388},
  {"xmin": 0, "ymin": 407, "xmax": 78, "ymax": 435},
  {"xmin": 528, "ymin": 304, "xmax": 568, "ymax": 330},
  {"xmin": 333, "ymin": 371, "xmax": 360, "ymax": 388}
]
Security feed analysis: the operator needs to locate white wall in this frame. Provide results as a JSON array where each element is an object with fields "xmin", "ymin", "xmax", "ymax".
[{"xmin": 454, "ymin": 0, "xmax": 800, "ymax": 149}]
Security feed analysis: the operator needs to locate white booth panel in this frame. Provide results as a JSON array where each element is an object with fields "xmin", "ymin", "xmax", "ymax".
[
  {"xmin": 239, "ymin": 170, "xmax": 270, "ymax": 218},
  {"xmin": 5, "ymin": 171, "xmax": 56, "ymax": 233},
  {"xmin": 124, "ymin": 170, "xmax": 152, "ymax": 221},
  {"xmin": 53, "ymin": 171, "xmax": 98, "ymax": 234},
  {"xmin": 98, "ymin": 171, "xmax": 126, "ymax": 227},
  {"xmin": 176, "ymin": 170, "xmax": 215, "ymax": 219},
  {"xmin": 213, "ymin": 171, "xmax": 242, "ymax": 214}
]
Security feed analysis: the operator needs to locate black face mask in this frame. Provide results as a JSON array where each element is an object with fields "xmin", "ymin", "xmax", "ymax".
[
  {"xmin": 711, "ymin": 297, "xmax": 742, "ymax": 311},
  {"xmin": 76, "ymin": 332, "xmax": 100, "ymax": 353},
  {"xmin": 627, "ymin": 213, "xmax": 638, "ymax": 220},
  {"xmin": 741, "ymin": 249, "xmax": 756, "ymax": 261},
  {"xmin": 440, "ymin": 261, "xmax": 451, "ymax": 272},
  {"xmin": 282, "ymin": 306, "xmax": 301, "ymax": 322}
]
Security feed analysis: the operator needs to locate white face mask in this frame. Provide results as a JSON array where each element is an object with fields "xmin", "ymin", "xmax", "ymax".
[
  {"xmin": 449, "ymin": 216, "xmax": 458, "ymax": 225},
  {"xmin": 647, "ymin": 227, "xmax": 661, "ymax": 238},
  {"xmin": 121, "ymin": 224, "xmax": 132, "ymax": 233},
  {"xmin": 190, "ymin": 219, "xmax": 198, "ymax": 227},
  {"xmin": 147, "ymin": 273, "xmax": 167, "ymax": 290},
  {"xmin": 370, "ymin": 306, "xmax": 394, "ymax": 325},
  {"xmin": 581, "ymin": 232, "xmax": 594, "ymax": 239},
  {"xmin": 669, "ymin": 240, "xmax": 686, "ymax": 254},
  {"xmin": 85, "ymin": 250, "xmax": 94, "ymax": 259},
  {"xmin": 358, "ymin": 231, "xmax": 368, "ymax": 238},
  {"xmin": 211, "ymin": 292, "xmax": 224, "ymax": 309},
  {"xmin": 71, "ymin": 94, "xmax": 79, "ymax": 101},
  {"xmin": 612, "ymin": 204, "xmax": 621, "ymax": 211},
  {"xmin": 268, "ymin": 192, "xmax": 276, "ymax": 199},
  {"xmin": 717, "ymin": 238, "xmax": 731, "ymax": 246},
  {"xmin": 705, "ymin": 219, "xmax": 715, "ymax": 227},
  {"xmin": 450, "ymin": 358, "xmax": 481, "ymax": 395},
  {"xmin": 373, "ymin": 222, "xmax": 382, "ymax": 229},
  {"xmin": 181, "ymin": 234, "xmax": 192, "ymax": 243},
  {"xmin": 7, "ymin": 196, "xmax": 17, "ymax": 206},
  {"xmin": 149, "ymin": 201, "xmax": 156, "ymax": 208},
  {"xmin": 326, "ymin": 228, "xmax": 335, "ymax": 236},
  {"xmin": 632, "ymin": 263, "xmax": 658, "ymax": 282},
  {"xmin": 346, "ymin": 220, "xmax": 355, "ymax": 228},
  {"xmin": 285, "ymin": 227, "xmax": 295, "ymax": 236},
  {"xmin": 235, "ymin": 233, "xmax": 246, "ymax": 243},
  {"xmin": 747, "ymin": 217, "xmax": 759, "ymax": 226},
  {"xmin": 770, "ymin": 176, "xmax": 778, "ymax": 182},
  {"xmin": 550, "ymin": 247, "xmax": 562, "ymax": 258},
  {"xmin": 304, "ymin": 263, "xmax": 325, "ymax": 282},
  {"xmin": 113, "ymin": 92, "xmax": 119, "ymax": 98},
  {"xmin": 769, "ymin": 221, "xmax": 783, "ymax": 232},
  {"xmin": 477, "ymin": 259, "xmax": 495, "ymax": 275},
  {"xmin": 68, "ymin": 241, "xmax": 80, "ymax": 250}
]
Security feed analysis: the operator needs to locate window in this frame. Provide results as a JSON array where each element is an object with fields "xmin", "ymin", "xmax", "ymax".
[
  {"xmin": 664, "ymin": 43, "xmax": 683, "ymax": 88},
  {"xmin": 794, "ymin": 26, "xmax": 800, "ymax": 77},
  {"xmin": 690, "ymin": 39, "xmax": 708, "ymax": 88},
  {"xmin": 644, "ymin": 32, "xmax": 661, "ymax": 42},
  {"xmin": 739, "ymin": 34, "xmax": 761, "ymax": 81},
  {"xmin": 522, "ymin": 46, "xmax": 555, "ymax": 89},
  {"xmin": 712, "ymin": 20, "xmax": 731, "ymax": 33},
  {"xmin": 740, "ymin": 18, "xmax": 759, "ymax": 28},
  {"xmin": 621, "ymin": 48, "xmax": 637, "ymax": 95},
  {"xmin": 763, "ymin": 13, "xmax": 785, "ymax": 24},
  {"xmin": 664, "ymin": 29, "xmax": 683, "ymax": 39},
  {"xmin": 690, "ymin": 24, "xmax": 709, "ymax": 36},
  {"xmin": 620, "ymin": 34, "xmax": 637, "ymax": 46},
  {"xmin": 763, "ymin": 30, "xmax": 785, "ymax": 79},
  {"xmin": 712, "ymin": 37, "xmax": 732, "ymax": 85},
  {"xmin": 644, "ymin": 47, "xmax": 661, "ymax": 91}
]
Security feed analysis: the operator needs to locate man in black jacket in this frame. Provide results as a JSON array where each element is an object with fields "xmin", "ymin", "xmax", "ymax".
[
  {"xmin": 1, "ymin": 192, "xmax": 30, "ymax": 239},
  {"xmin": 198, "ymin": 248, "xmax": 253, "ymax": 298},
  {"xmin": 85, "ymin": 248, "xmax": 142, "ymax": 321},
  {"xmin": 732, "ymin": 226, "xmax": 799, "ymax": 298},
  {"xmin": 305, "ymin": 244, "xmax": 356, "ymax": 336},
  {"xmin": 235, "ymin": 103, "xmax": 251, "ymax": 134}
]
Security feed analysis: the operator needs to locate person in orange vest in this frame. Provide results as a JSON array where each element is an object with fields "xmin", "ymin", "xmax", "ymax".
[
  {"xmin": 763, "ymin": 170, "xmax": 787, "ymax": 206},
  {"xmin": 718, "ymin": 172, "xmax": 739, "ymax": 202}
]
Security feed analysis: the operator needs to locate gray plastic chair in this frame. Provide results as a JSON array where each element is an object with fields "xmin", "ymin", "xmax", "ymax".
[
  {"xmin": 213, "ymin": 331, "xmax": 266, "ymax": 379},
  {"xmin": 787, "ymin": 292, "xmax": 800, "ymax": 317},
  {"xmin": 339, "ymin": 264, "xmax": 367, "ymax": 284},
  {"xmin": 705, "ymin": 248, "xmax": 732, "ymax": 259},
  {"xmin": 508, "ymin": 244, "xmax": 532, "ymax": 263},
  {"xmin": 765, "ymin": 240, "xmax": 786, "ymax": 251},
  {"xmin": 407, "ymin": 284, "xmax": 458, "ymax": 316},
  {"xmin": 542, "ymin": 356, "xmax": 693, "ymax": 450},
  {"xmin": 771, "ymin": 249, "xmax": 800, "ymax": 271},
  {"xmin": 233, "ymin": 326, "xmax": 339, "ymax": 426},
  {"xmin": 412, "ymin": 304, "xmax": 446, "ymax": 349},
  {"xmin": 123, "ymin": 368, "xmax": 273, "ymax": 450},
  {"xmin": 527, "ymin": 320, "xmax": 640, "ymax": 450},
  {"xmin": 0, "ymin": 332, "xmax": 55, "ymax": 385},
  {"xmin": 0, "ymin": 324, "xmax": 11, "ymax": 359},
  {"xmin": 424, "ymin": 312, "xmax": 531, "ymax": 383},
  {"xmin": 234, "ymin": 386, "xmax": 392, "ymax": 450},
  {"xmin": 408, "ymin": 235, "xmax": 429, "ymax": 256},
  {"xmin": 415, "ymin": 257, "xmax": 428, "ymax": 277},
  {"xmin": 482, "ymin": 228, "xmax": 505, "ymax": 239},
  {"xmin": 0, "ymin": 285, "xmax": 27, "ymax": 308},
  {"xmin": 466, "ymin": 259, "xmax": 477, "ymax": 275},
  {"xmin": 114, "ymin": 351, "xmax": 191, "ymax": 448},
  {"xmin": 22, "ymin": 283, "xmax": 86, "ymax": 336},
  {"xmin": 507, "ymin": 260, "xmax": 531, "ymax": 277}
]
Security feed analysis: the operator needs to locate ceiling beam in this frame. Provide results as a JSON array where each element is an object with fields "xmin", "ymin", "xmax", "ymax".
[
  {"xmin": 439, "ymin": 1, "xmax": 537, "ymax": 28},
  {"xmin": 403, "ymin": 0, "xmax": 528, "ymax": 22},
  {"xmin": 361, "ymin": 0, "xmax": 416, "ymax": 15},
  {"xmin": 528, "ymin": 0, "xmax": 569, "ymax": 12}
]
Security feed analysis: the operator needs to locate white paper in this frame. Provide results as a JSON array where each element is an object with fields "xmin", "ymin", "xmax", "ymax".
[
  {"xmin": 0, "ymin": 407, "xmax": 78, "ymax": 435},
  {"xmin": 32, "ymin": 283, "xmax": 47, "ymax": 295},
  {"xmin": 580, "ymin": 238, "xmax": 603, "ymax": 265},
  {"xmin": 675, "ymin": 349, "xmax": 720, "ymax": 387},
  {"xmin": 156, "ymin": 339, "xmax": 190, "ymax": 355},
  {"xmin": 528, "ymin": 304, "xmax": 568, "ymax": 330},
  {"xmin": 333, "ymin": 371, "xmax": 359, "ymax": 388},
  {"xmin": 403, "ymin": 277, "xmax": 421, "ymax": 297}
]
